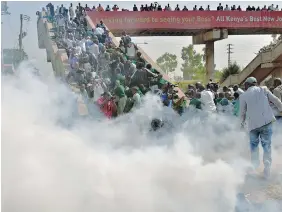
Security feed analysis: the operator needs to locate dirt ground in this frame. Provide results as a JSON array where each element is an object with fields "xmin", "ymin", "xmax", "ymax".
[{"xmin": 243, "ymin": 147, "xmax": 282, "ymax": 204}]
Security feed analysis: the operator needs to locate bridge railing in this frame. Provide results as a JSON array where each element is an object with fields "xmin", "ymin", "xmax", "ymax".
[{"xmin": 37, "ymin": 10, "xmax": 70, "ymax": 78}]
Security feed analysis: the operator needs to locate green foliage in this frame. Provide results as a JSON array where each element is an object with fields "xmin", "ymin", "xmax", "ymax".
[
  {"xmin": 258, "ymin": 34, "xmax": 282, "ymax": 54},
  {"xmin": 202, "ymin": 47, "xmax": 206, "ymax": 63},
  {"xmin": 156, "ymin": 52, "xmax": 178, "ymax": 74},
  {"xmin": 181, "ymin": 44, "xmax": 205, "ymax": 80},
  {"xmin": 220, "ymin": 62, "xmax": 241, "ymax": 83},
  {"xmin": 213, "ymin": 70, "xmax": 222, "ymax": 82}
]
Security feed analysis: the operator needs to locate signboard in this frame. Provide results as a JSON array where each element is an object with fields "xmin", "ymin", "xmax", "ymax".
[{"xmin": 87, "ymin": 11, "xmax": 282, "ymax": 30}]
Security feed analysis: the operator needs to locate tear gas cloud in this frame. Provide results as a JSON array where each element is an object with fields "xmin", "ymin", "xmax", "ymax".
[{"xmin": 2, "ymin": 62, "xmax": 282, "ymax": 212}]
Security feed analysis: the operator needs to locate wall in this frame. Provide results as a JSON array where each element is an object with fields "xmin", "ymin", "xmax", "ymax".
[
  {"xmin": 37, "ymin": 11, "xmax": 70, "ymax": 79},
  {"xmin": 37, "ymin": 11, "xmax": 87, "ymax": 115}
]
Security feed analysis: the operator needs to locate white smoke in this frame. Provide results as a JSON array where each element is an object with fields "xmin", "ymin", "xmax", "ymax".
[{"xmin": 2, "ymin": 62, "xmax": 282, "ymax": 212}]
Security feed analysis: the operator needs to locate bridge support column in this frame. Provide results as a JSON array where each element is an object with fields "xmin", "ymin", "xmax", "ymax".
[
  {"xmin": 205, "ymin": 42, "xmax": 215, "ymax": 82},
  {"xmin": 193, "ymin": 29, "xmax": 228, "ymax": 82},
  {"xmin": 46, "ymin": 49, "xmax": 51, "ymax": 62}
]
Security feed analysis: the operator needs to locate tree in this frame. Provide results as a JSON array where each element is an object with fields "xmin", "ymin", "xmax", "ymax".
[
  {"xmin": 181, "ymin": 44, "xmax": 205, "ymax": 80},
  {"xmin": 220, "ymin": 62, "xmax": 241, "ymax": 83},
  {"xmin": 156, "ymin": 52, "xmax": 178, "ymax": 74},
  {"xmin": 213, "ymin": 70, "xmax": 222, "ymax": 82},
  {"xmin": 202, "ymin": 46, "xmax": 206, "ymax": 63},
  {"xmin": 258, "ymin": 34, "xmax": 282, "ymax": 54}
]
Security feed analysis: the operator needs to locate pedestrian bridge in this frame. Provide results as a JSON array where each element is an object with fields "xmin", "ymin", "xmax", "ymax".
[
  {"xmin": 37, "ymin": 10, "xmax": 185, "ymax": 102},
  {"xmin": 37, "ymin": 10, "xmax": 282, "ymax": 94}
]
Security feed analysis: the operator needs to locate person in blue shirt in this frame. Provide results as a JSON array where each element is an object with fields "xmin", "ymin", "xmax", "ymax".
[
  {"xmin": 46, "ymin": 3, "xmax": 55, "ymax": 20},
  {"xmin": 232, "ymin": 92, "xmax": 240, "ymax": 117}
]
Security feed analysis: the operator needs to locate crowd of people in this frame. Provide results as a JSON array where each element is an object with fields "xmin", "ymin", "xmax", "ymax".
[
  {"xmin": 184, "ymin": 78, "xmax": 282, "ymax": 179},
  {"xmin": 185, "ymin": 79, "xmax": 282, "ymax": 119},
  {"xmin": 45, "ymin": 2, "xmax": 185, "ymax": 119},
  {"xmin": 43, "ymin": 2, "xmax": 282, "ymax": 180},
  {"xmin": 44, "ymin": 2, "xmax": 282, "ymax": 122},
  {"xmin": 45, "ymin": 2, "xmax": 281, "ymax": 16}
]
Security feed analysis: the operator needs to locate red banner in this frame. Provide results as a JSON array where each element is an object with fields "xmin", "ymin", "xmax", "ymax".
[{"xmin": 87, "ymin": 11, "xmax": 282, "ymax": 30}]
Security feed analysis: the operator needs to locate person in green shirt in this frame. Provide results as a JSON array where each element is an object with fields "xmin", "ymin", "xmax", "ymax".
[
  {"xmin": 114, "ymin": 80, "xmax": 127, "ymax": 115},
  {"xmin": 139, "ymin": 84, "xmax": 150, "ymax": 95},
  {"xmin": 115, "ymin": 68, "xmax": 126, "ymax": 86},
  {"xmin": 189, "ymin": 92, "xmax": 202, "ymax": 110},
  {"xmin": 215, "ymin": 92, "xmax": 224, "ymax": 105}
]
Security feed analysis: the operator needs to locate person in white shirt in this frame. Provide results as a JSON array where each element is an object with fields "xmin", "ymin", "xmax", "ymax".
[
  {"xmin": 273, "ymin": 78, "xmax": 282, "ymax": 101},
  {"xmin": 84, "ymin": 36, "xmax": 93, "ymax": 50},
  {"xmin": 272, "ymin": 78, "xmax": 282, "ymax": 121},
  {"xmin": 199, "ymin": 85, "xmax": 217, "ymax": 113},
  {"xmin": 73, "ymin": 42, "xmax": 82, "ymax": 55},
  {"xmin": 57, "ymin": 14, "xmax": 65, "ymax": 34},
  {"xmin": 69, "ymin": 3, "xmax": 75, "ymax": 20},
  {"xmin": 224, "ymin": 4, "xmax": 230, "ymax": 10},
  {"xmin": 63, "ymin": 34, "xmax": 74, "ymax": 49},
  {"xmin": 55, "ymin": 6, "xmax": 60, "ymax": 16},
  {"xmin": 75, "ymin": 6, "xmax": 80, "ymax": 18},
  {"xmin": 77, "ymin": 36, "xmax": 86, "ymax": 52},
  {"xmin": 240, "ymin": 77, "xmax": 282, "ymax": 179},
  {"xmin": 131, "ymin": 87, "xmax": 142, "ymax": 108},
  {"xmin": 88, "ymin": 40, "xmax": 100, "ymax": 59},
  {"xmin": 166, "ymin": 4, "xmax": 172, "ymax": 11},
  {"xmin": 93, "ymin": 27, "xmax": 104, "ymax": 36},
  {"xmin": 126, "ymin": 42, "xmax": 137, "ymax": 59},
  {"xmin": 233, "ymin": 84, "xmax": 244, "ymax": 95}
]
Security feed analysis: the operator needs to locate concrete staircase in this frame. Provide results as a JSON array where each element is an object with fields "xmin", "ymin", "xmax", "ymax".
[
  {"xmin": 221, "ymin": 40, "xmax": 282, "ymax": 87},
  {"xmin": 85, "ymin": 16, "xmax": 185, "ymax": 98}
]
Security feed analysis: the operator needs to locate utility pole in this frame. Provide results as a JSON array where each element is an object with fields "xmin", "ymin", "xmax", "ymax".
[
  {"xmin": 19, "ymin": 14, "xmax": 23, "ymax": 60},
  {"xmin": 227, "ymin": 44, "xmax": 234, "ymax": 67}
]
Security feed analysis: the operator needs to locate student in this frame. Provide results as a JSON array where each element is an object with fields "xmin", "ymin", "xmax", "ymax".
[
  {"xmin": 272, "ymin": 78, "xmax": 282, "ymax": 121},
  {"xmin": 273, "ymin": 78, "xmax": 282, "ymax": 101},
  {"xmin": 217, "ymin": 92, "xmax": 230, "ymax": 113},
  {"xmin": 131, "ymin": 86, "xmax": 142, "ymax": 108},
  {"xmin": 114, "ymin": 80, "xmax": 127, "ymax": 115},
  {"xmin": 233, "ymin": 84, "xmax": 244, "ymax": 95},
  {"xmin": 199, "ymin": 85, "xmax": 216, "ymax": 113},
  {"xmin": 189, "ymin": 92, "xmax": 202, "ymax": 110},
  {"xmin": 232, "ymin": 92, "xmax": 240, "ymax": 117}
]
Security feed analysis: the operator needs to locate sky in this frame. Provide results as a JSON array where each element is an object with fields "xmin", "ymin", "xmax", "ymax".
[{"xmin": 1, "ymin": 1, "xmax": 282, "ymax": 76}]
